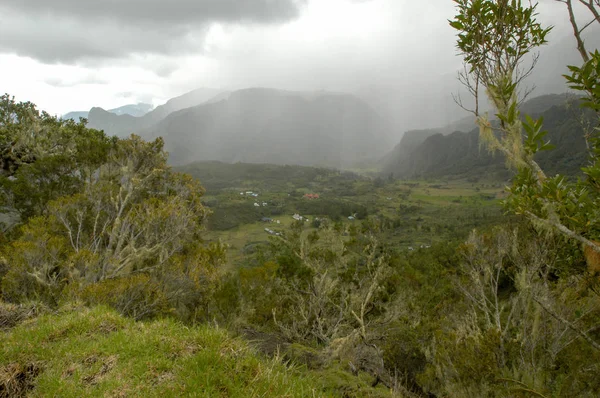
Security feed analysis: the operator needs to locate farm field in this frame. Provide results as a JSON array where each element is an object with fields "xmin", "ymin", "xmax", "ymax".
[{"xmin": 179, "ymin": 162, "xmax": 508, "ymax": 268}]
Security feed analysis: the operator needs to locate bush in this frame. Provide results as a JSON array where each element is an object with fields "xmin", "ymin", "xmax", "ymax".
[
  {"xmin": 0, "ymin": 301, "xmax": 48, "ymax": 331},
  {"xmin": 78, "ymin": 275, "xmax": 171, "ymax": 321}
]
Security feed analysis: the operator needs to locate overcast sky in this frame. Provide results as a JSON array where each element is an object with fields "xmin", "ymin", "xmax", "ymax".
[{"xmin": 0, "ymin": 0, "xmax": 580, "ymax": 116}]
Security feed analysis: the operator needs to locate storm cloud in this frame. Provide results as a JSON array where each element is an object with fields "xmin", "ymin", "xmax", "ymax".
[
  {"xmin": 0, "ymin": 0, "xmax": 306, "ymax": 63},
  {"xmin": 0, "ymin": 0, "xmax": 594, "ymax": 128}
]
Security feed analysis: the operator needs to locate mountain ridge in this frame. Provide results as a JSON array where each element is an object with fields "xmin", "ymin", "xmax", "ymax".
[
  {"xmin": 382, "ymin": 93, "xmax": 587, "ymax": 179},
  {"xmin": 142, "ymin": 87, "xmax": 394, "ymax": 169},
  {"xmin": 85, "ymin": 88, "xmax": 224, "ymax": 137},
  {"xmin": 62, "ymin": 102, "xmax": 153, "ymax": 121}
]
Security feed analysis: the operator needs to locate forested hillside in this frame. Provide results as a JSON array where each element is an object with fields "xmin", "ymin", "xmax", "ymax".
[{"xmin": 383, "ymin": 94, "xmax": 588, "ymax": 178}]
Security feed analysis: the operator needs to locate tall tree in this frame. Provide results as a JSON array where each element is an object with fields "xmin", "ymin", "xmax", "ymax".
[{"xmin": 449, "ymin": 0, "xmax": 600, "ymax": 259}]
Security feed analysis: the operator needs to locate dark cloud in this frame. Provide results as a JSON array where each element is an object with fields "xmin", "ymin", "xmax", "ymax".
[
  {"xmin": 3, "ymin": 0, "xmax": 306, "ymax": 26},
  {"xmin": 44, "ymin": 75, "xmax": 108, "ymax": 88},
  {"xmin": 0, "ymin": 0, "xmax": 306, "ymax": 64}
]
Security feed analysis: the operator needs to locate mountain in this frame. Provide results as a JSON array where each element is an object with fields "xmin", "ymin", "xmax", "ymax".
[
  {"xmin": 142, "ymin": 88, "xmax": 394, "ymax": 169},
  {"xmin": 86, "ymin": 88, "xmax": 224, "ymax": 137},
  {"xmin": 108, "ymin": 103, "xmax": 153, "ymax": 117},
  {"xmin": 356, "ymin": 26, "xmax": 600, "ymax": 142},
  {"xmin": 382, "ymin": 94, "xmax": 587, "ymax": 179},
  {"xmin": 62, "ymin": 111, "xmax": 89, "ymax": 121},
  {"xmin": 379, "ymin": 115, "xmax": 477, "ymax": 168},
  {"xmin": 62, "ymin": 103, "xmax": 153, "ymax": 121}
]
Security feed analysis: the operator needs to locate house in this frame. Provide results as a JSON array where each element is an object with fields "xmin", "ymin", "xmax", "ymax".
[
  {"xmin": 254, "ymin": 203, "xmax": 260, "ymax": 207},
  {"xmin": 292, "ymin": 214, "xmax": 303, "ymax": 221},
  {"xmin": 262, "ymin": 202, "xmax": 268, "ymax": 206},
  {"xmin": 261, "ymin": 217, "xmax": 273, "ymax": 223},
  {"xmin": 348, "ymin": 216, "xmax": 355, "ymax": 220},
  {"xmin": 303, "ymin": 193, "xmax": 320, "ymax": 200}
]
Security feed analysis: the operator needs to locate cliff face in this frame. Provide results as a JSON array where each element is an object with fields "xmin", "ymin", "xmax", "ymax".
[{"xmin": 382, "ymin": 95, "xmax": 588, "ymax": 179}]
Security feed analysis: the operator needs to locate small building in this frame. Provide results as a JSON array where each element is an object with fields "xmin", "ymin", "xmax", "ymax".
[
  {"xmin": 261, "ymin": 217, "xmax": 273, "ymax": 223},
  {"xmin": 292, "ymin": 214, "xmax": 303, "ymax": 221},
  {"xmin": 262, "ymin": 202, "xmax": 268, "ymax": 206},
  {"xmin": 348, "ymin": 216, "xmax": 355, "ymax": 220},
  {"xmin": 254, "ymin": 203, "xmax": 260, "ymax": 207},
  {"xmin": 303, "ymin": 193, "xmax": 320, "ymax": 200}
]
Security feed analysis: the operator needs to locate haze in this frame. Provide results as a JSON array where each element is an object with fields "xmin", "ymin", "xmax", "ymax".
[{"xmin": 0, "ymin": 0, "xmax": 589, "ymax": 134}]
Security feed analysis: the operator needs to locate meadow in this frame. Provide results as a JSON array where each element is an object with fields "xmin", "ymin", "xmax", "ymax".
[{"xmin": 179, "ymin": 162, "xmax": 508, "ymax": 268}]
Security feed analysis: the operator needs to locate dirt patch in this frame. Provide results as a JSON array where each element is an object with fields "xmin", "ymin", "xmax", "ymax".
[
  {"xmin": 166, "ymin": 343, "xmax": 202, "ymax": 361},
  {"xmin": 154, "ymin": 371, "xmax": 175, "ymax": 385},
  {"xmin": 241, "ymin": 328, "xmax": 289, "ymax": 357},
  {"xmin": 44, "ymin": 326, "xmax": 73, "ymax": 343},
  {"xmin": 0, "ymin": 362, "xmax": 43, "ymax": 398},
  {"xmin": 82, "ymin": 355, "xmax": 117, "ymax": 386},
  {"xmin": 95, "ymin": 321, "xmax": 119, "ymax": 335},
  {"xmin": 0, "ymin": 303, "xmax": 45, "ymax": 331},
  {"xmin": 82, "ymin": 355, "xmax": 99, "ymax": 367}
]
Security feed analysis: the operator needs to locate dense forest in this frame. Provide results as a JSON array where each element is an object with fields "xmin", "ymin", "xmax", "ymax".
[{"xmin": 2, "ymin": 0, "xmax": 600, "ymax": 397}]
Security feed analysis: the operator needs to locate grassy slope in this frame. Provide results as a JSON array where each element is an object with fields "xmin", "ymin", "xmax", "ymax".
[{"xmin": 1, "ymin": 306, "xmax": 345, "ymax": 397}]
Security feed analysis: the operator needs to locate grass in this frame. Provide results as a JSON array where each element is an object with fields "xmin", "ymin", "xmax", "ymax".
[
  {"xmin": 206, "ymin": 215, "xmax": 314, "ymax": 268},
  {"xmin": 0, "ymin": 305, "xmax": 345, "ymax": 397}
]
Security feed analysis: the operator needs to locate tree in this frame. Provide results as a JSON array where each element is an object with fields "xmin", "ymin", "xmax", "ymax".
[
  {"xmin": 1, "ymin": 129, "xmax": 211, "ymax": 305},
  {"xmin": 0, "ymin": 94, "xmax": 114, "ymax": 221},
  {"xmin": 446, "ymin": 4, "xmax": 600, "ymax": 392},
  {"xmin": 449, "ymin": 0, "xmax": 600, "ymax": 264}
]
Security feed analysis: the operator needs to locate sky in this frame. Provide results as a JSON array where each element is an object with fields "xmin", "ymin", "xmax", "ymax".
[{"xmin": 0, "ymin": 0, "xmax": 584, "ymax": 117}]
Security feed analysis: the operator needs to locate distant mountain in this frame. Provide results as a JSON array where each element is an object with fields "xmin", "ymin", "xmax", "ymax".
[
  {"xmin": 62, "ymin": 103, "xmax": 153, "ymax": 121},
  {"xmin": 379, "ymin": 115, "xmax": 477, "ymax": 168},
  {"xmin": 142, "ymin": 88, "xmax": 394, "ymax": 169},
  {"xmin": 382, "ymin": 94, "xmax": 587, "ymax": 179},
  {"xmin": 356, "ymin": 26, "xmax": 600, "ymax": 141},
  {"xmin": 62, "ymin": 111, "xmax": 89, "ymax": 121},
  {"xmin": 86, "ymin": 88, "xmax": 224, "ymax": 137},
  {"xmin": 108, "ymin": 103, "xmax": 153, "ymax": 117}
]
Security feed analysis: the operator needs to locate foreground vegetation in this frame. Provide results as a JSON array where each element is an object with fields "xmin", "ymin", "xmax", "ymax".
[
  {"xmin": 1, "ymin": 1, "xmax": 600, "ymax": 396},
  {"xmin": 0, "ymin": 304, "xmax": 352, "ymax": 397}
]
